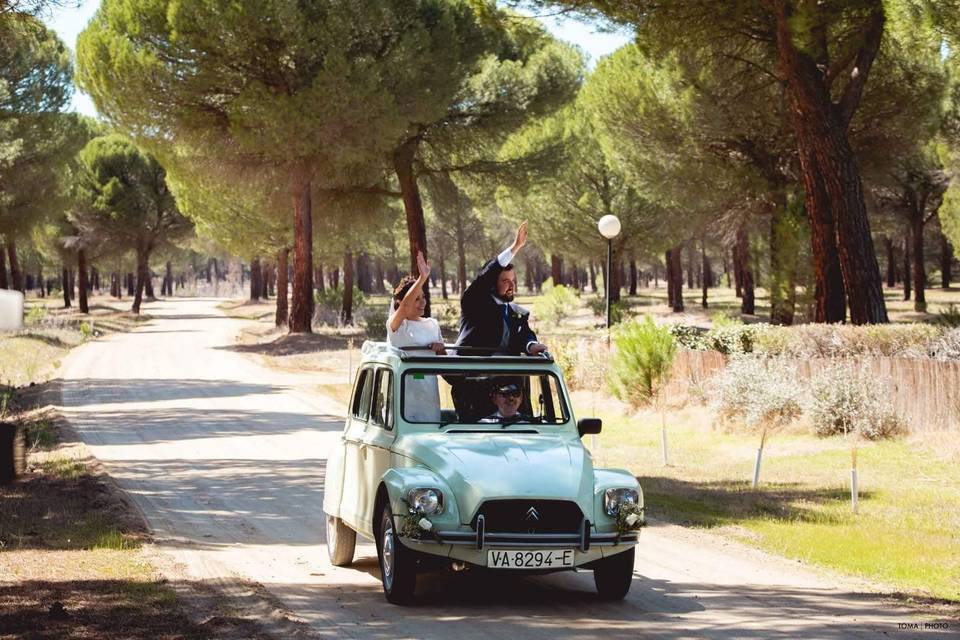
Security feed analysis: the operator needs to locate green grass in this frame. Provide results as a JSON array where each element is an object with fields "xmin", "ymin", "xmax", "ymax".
[{"xmin": 587, "ymin": 405, "xmax": 960, "ymax": 601}]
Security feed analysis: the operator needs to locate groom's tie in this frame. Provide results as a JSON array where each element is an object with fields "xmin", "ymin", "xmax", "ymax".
[{"xmin": 499, "ymin": 303, "xmax": 510, "ymax": 349}]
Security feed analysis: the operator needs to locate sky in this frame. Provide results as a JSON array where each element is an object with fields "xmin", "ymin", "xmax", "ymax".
[{"xmin": 44, "ymin": 1, "xmax": 633, "ymax": 118}]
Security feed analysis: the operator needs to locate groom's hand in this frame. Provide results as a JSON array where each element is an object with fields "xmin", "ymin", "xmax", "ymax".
[
  {"xmin": 511, "ymin": 221, "xmax": 528, "ymax": 254},
  {"xmin": 527, "ymin": 341, "xmax": 547, "ymax": 355}
]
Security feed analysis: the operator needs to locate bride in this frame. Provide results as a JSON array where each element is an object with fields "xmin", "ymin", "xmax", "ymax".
[{"xmin": 387, "ymin": 251, "xmax": 445, "ymax": 422}]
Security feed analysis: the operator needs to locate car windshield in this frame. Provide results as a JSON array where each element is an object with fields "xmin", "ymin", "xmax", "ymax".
[{"xmin": 401, "ymin": 370, "xmax": 570, "ymax": 426}]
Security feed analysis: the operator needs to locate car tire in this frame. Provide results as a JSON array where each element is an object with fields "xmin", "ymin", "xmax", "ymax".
[
  {"xmin": 376, "ymin": 502, "xmax": 417, "ymax": 605},
  {"xmin": 593, "ymin": 546, "xmax": 635, "ymax": 601},
  {"xmin": 326, "ymin": 514, "xmax": 356, "ymax": 567}
]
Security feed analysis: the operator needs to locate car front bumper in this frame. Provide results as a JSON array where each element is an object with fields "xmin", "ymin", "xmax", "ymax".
[{"xmin": 401, "ymin": 518, "xmax": 639, "ymax": 568}]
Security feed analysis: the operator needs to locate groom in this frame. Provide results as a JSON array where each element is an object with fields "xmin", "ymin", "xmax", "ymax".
[{"xmin": 455, "ymin": 220, "xmax": 548, "ymax": 356}]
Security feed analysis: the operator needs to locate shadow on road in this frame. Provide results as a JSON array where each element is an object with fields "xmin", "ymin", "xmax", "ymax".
[
  {"xmin": 640, "ymin": 475, "xmax": 875, "ymax": 528},
  {"xmin": 267, "ymin": 569, "xmax": 945, "ymax": 639},
  {"xmin": 59, "ymin": 378, "xmax": 285, "ymax": 406}
]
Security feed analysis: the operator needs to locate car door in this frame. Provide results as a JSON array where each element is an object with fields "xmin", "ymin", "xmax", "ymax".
[
  {"xmin": 340, "ymin": 366, "xmax": 373, "ymax": 532},
  {"xmin": 358, "ymin": 367, "xmax": 396, "ymax": 527}
]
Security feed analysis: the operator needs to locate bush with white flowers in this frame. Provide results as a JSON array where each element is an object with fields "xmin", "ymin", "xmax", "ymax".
[{"xmin": 807, "ymin": 364, "xmax": 904, "ymax": 440}]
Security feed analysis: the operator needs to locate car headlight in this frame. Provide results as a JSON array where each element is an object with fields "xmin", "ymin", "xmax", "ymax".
[
  {"xmin": 407, "ymin": 488, "xmax": 444, "ymax": 515},
  {"xmin": 604, "ymin": 488, "xmax": 639, "ymax": 516}
]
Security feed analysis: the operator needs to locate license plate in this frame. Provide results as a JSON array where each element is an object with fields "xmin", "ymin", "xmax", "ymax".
[{"xmin": 487, "ymin": 549, "xmax": 575, "ymax": 569}]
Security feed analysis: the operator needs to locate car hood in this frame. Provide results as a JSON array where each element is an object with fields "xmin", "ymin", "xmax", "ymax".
[{"xmin": 396, "ymin": 432, "xmax": 595, "ymax": 523}]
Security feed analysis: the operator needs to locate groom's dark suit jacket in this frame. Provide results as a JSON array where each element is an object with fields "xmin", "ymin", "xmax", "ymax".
[{"xmin": 455, "ymin": 257, "xmax": 537, "ymax": 355}]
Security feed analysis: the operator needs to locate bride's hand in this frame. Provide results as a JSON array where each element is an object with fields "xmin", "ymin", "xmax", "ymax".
[
  {"xmin": 417, "ymin": 251, "xmax": 430, "ymax": 280},
  {"xmin": 430, "ymin": 341, "xmax": 446, "ymax": 355}
]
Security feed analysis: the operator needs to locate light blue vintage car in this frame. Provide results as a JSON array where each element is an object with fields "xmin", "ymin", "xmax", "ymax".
[{"xmin": 323, "ymin": 342, "xmax": 644, "ymax": 604}]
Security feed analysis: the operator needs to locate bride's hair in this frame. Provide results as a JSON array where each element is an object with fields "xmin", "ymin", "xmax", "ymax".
[{"xmin": 392, "ymin": 275, "xmax": 419, "ymax": 310}]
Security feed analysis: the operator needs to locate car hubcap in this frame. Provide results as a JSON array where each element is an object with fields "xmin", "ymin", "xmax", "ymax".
[{"xmin": 382, "ymin": 519, "xmax": 395, "ymax": 588}]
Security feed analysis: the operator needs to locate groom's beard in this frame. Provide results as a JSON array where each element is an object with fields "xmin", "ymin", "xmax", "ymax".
[{"xmin": 500, "ymin": 291, "xmax": 514, "ymax": 302}]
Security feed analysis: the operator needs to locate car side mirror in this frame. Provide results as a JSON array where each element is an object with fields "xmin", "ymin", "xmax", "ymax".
[{"xmin": 577, "ymin": 418, "xmax": 602, "ymax": 437}]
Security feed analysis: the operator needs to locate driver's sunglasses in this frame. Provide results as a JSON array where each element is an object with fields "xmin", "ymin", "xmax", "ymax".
[{"xmin": 497, "ymin": 390, "xmax": 521, "ymax": 398}]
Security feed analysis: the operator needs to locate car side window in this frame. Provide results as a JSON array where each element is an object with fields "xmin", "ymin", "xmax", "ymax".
[
  {"xmin": 371, "ymin": 368, "xmax": 394, "ymax": 430},
  {"xmin": 351, "ymin": 368, "xmax": 374, "ymax": 421}
]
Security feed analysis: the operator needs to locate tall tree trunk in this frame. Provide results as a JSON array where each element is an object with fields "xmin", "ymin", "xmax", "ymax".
[
  {"xmin": 723, "ymin": 252, "xmax": 730, "ymax": 288},
  {"xmin": 132, "ymin": 248, "xmax": 149, "ymax": 314},
  {"xmin": 588, "ymin": 261, "xmax": 596, "ymax": 293},
  {"xmin": 36, "ymin": 267, "xmax": 44, "ymax": 298},
  {"xmin": 341, "ymin": 250, "xmax": 354, "ymax": 325},
  {"xmin": 330, "ymin": 267, "xmax": 340, "ymax": 290},
  {"xmin": 78, "ymin": 250, "xmax": 89, "ymax": 314},
  {"xmin": 165, "ymin": 261, "xmax": 173, "ymax": 296},
  {"xmin": 737, "ymin": 226, "xmax": 755, "ymax": 315},
  {"xmin": 6, "ymin": 239, "xmax": 23, "ymax": 293},
  {"xmin": 144, "ymin": 270, "xmax": 155, "ymax": 300},
  {"xmin": 548, "ymin": 254, "xmax": 560, "ymax": 285},
  {"xmin": 289, "ymin": 176, "xmax": 314, "ymax": 333},
  {"xmin": 250, "ymin": 258, "xmax": 261, "ymax": 302},
  {"xmin": 629, "ymin": 258, "xmax": 638, "ymax": 295},
  {"xmin": 941, "ymin": 232, "xmax": 953, "ymax": 289},
  {"xmin": 355, "ymin": 252, "xmax": 370, "ymax": 294},
  {"xmin": 62, "ymin": 265, "xmax": 71, "ymax": 309},
  {"xmin": 438, "ymin": 246, "xmax": 448, "ymax": 299},
  {"xmin": 315, "ymin": 264, "xmax": 325, "ymax": 294},
  {"xmin": 903, "ymin": 232, "xmax": 912, "ymax": 301},
  {"xmin": 374, "ymin": 258, "xmax": 386, "ymax": 293},
  {"xmin": 126, "ymin": 273, "xmax": 135, "ymax": 296},
  {"xmin": 911, "ymin": 208, "xmax": 926, "ymax": 312},
  {"xmin": 667, "ymin": 247, "xmax": 684, "ymax": 312},
  {"xmin": 701, "ymin": 241, "xmax": 711, "ymax": 309},
  {"xmin": 0, "ymin": 248, "xmax": 7, "ymax": 289},
  {"xmin": 769, "ymin": 194, "xmax": 799, "ymax": 325},
  {"xmin": 685, "ymin": 243, "xmax": 694, "ymax": 289},
  {"xmin": 885, "ymin": 236, "xmax": 896, "ymax": 288},
  {"xmin": 276, "ymin": 247, "xmax": 289, "ymax": 327},
  {"xmin": 524, "ymin": 257, "xmax": 534, "ymax": 293},
  {"xmin": 394, "ymin": 139, "xmax": 430, "ymax": 317},
  {"xmin": 774, "ymin": 1, "xmax": 885, "ymax": 324}
]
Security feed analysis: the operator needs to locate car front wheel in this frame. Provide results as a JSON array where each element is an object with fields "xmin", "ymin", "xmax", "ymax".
[
  {"xmin": 377, "ymin": 502, "xmax": 417, "ymax": 604},
  {"xmin": 326, "ymin": 514, "xmax": 356, "ymax": 567},
  {"xmin": 593, "ymin": 546, "xmax": 635, "ymax": 601}
]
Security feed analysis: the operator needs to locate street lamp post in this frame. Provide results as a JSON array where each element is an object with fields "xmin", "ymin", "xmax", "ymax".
[{"xmin": 597, "ymin": 214, "xmax": 621, "ymax": 342}]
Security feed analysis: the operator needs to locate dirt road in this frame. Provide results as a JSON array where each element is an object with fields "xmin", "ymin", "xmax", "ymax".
[{"xmin": 57, "ymin": 298, "xmax": 950, "ymax": 639}]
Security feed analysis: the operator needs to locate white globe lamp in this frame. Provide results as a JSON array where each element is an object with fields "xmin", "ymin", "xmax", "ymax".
[{"xmin": 598, "ymin": 214, "xmax": 621, "ymax": 240}]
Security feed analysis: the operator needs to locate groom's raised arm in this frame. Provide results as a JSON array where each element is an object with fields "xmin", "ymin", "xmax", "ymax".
[{"xmin": 460, "ymin": 221, "xmax": 528, "ymax": 309}]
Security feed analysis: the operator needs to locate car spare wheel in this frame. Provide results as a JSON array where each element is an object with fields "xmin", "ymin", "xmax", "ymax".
[
  {"xmin": 377, "ymin": 502, "xmax": 417, "ymax": 604},
  {"xmin": 593, "ymin": 546, "xmax": 635, "ymax": 601},
  {"xmin": 326, "ymin": 514, "xmax": 356, "ymax": 567}
]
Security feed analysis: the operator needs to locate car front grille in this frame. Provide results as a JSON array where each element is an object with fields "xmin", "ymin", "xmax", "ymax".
[{"xmin": 473, "ymin": 499, "xmax": 583, "ymax": 534}]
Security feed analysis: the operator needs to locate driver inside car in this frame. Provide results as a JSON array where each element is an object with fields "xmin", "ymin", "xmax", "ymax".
[{"xmin": 479, "ymin": 380, "xmax": 534, "ymax": 425}]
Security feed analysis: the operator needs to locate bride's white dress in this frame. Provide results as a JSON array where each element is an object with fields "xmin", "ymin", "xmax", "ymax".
[{"xmin": 386, "ymin": 315, "xmax": 442, "ymax": 422}]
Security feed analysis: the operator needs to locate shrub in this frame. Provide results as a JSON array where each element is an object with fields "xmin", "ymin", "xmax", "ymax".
[
  {"xmin": 314, "ymin": 286, "xmax": 365, "ymax": 324},
  {"xmin": 929, "ymin": 328, "xmax": 960, "ymax": 360},
  {"xmin": 586, "ymin": 296, "xmax": 631, "ymax": 324},
  {"xmin": 807, "ymin": 364, "xmax": 904, "ymax": 440},
  {"xmin": 608, "ymin": 316, "xmax": 676, "ymax": 406},
  {"xmin": 549, "ymin": 338, "xmax": 611, "ymax": 391},
  {"xmin": 935, "ymin": 303, "xmax": 960, "ymax": 328},
  {"xmin": 713, "ymin": 356, "xmax": 802, "ymax": 427},
  {"xmin": 668, "ymin": 324, "xmax": 710, "ymax": 351},
  {"xmin": 706, "ymin": 322, "xmax": 769, "ymax": 355},
  {"xmin": 363, "ymin": 307, "xmax": 388, "ymax": 341},
  {"xmin": 735, "ymin": 323, "xmax": 941, "ymax": 358},
  {"xmin": 25, "ymin": 306, "xmax": 48, "ymax": 326},
  {"xmin": 535, "ymin": 285, "xmax": 578, "ymax": 326},
  {"xmin": 79, "ymin": 321, "xmax": 93, "ymax": 340}
]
